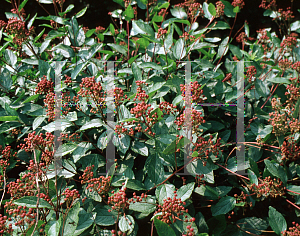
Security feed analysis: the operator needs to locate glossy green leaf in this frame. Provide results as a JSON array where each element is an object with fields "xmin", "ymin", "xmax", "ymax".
[
  {"xmin": 211, "ymin": 196, "xmax": 236, "ymax": 216},
  {"xmin": 14, "ymin": 196, "xmax": 52, "ymax": 208},
  {"xmin": 63, "ymin": 201, "xmax": 80, "ymax": 235},
  {"xmin": 268, "ymin": 206, "xmax": 287, "ymax": 235},
  {"xmin": 154, "ymin": 218, "xmax": 176, "ymax": 236}
]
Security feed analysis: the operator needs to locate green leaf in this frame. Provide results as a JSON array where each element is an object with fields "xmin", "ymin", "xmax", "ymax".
[
  {"xmin": 42, "ymin": 119, "xmax": 73, "ymax": 132},
  {"xmin": 124, "ymin": 5, "xmax": 134, "ymax": 20},
  {"xmin": 264, "ymin": 159, "xmax": 279, "ymax": 178},
  {"xmin": 236, "ymin": 217, "xmax": 269, "ymax": 235},
  {"xmin": 72, "ymin": 142, "xmax": 93, "ymax": 163},
  {"xmin": 154, "ymin": 218, "xmax": 176, "ymax": 236},
  {"xmin": 245, "ymin": 21, "xmax": 250, "ymax": 37},
  {"xmin": 147, "ymin": 153, "xmax": 165, "ymax": 185},
  {"xmin": 203, "ymin": 2, "xmax": 213, "ymax": 20},
  {"xmin": 207, "ymin": 215, "xmax": 226, "ymax": 235},
  {"xmin": 233, "ymin": 6, "xmax": 240, "ymax": 13},
  {"xmin": 286, "ymin": 185, "xmax": 300, "ymax": 195},
  {"xmin": 84, "ymin": 188, "xmax": 102, "ymax": 202},
  {"xmin": 54, "ymin": 44, "xmax": 75, "ymax": 58},
  {"xmin": 55, "ymin": 143, "xmax": 78, "ymax": 157},
  {"xmin": 33, "ymin": 115, "xmax": 46, "ymax": 130},
  {"xmin": 94, "ymin": 205, "xmax": 118, "ymax": 226},
  {"xmin": 173, "ymin": 38, "xmax": 186, "ymax": 60},
  {"xmin": 131, "ymin": 140, "xmax": 148, "ymax": 156},
  {"xmin": 255, "ymin": 79, "xmax": 270, "ymax": 97},
  {"xmin": 107, "ymin": 43, "xmax": 127, "ymax": 55},
  {"xmin": 113, "ymin": 133, "xmax": 131, "ymax": 154},
  {"xmin": 194, "ymin": 185, "xmax": 219, "ymax": 200},
  {"xmin": 156, "ymin": 184, "xmax": 175, "ymax": 205},
  {"xmin": 132, "ymin": 62, "xmax": 143, "ymax": 81},
  {"xmin": 18, "ymin": 0, "xmax": 29, "ymax": 11},
  {"xmin": 163, "ymin": 135, "xmax": 190, "ymax": 155},
  {"xmin": 267, "ymin": 77, "xmax": 291, "ymax": 84},
  {"xmin": 38, "ymin": 0, "xmax": 52, "ymax": 3},
  {"xmin": 0, "ymin": 116, "xmax": 18, "ymax": 121},
  {"xmin": 218, "ymin": 36, "xmax": 229, "ymax": 58},
  {"xmin": 63, "ymin": 201, "xmax": 80, "ymax": 235},
  {"xmin": 129, "ymin": 195, "xmax": 156, "ymax": 214},
  {"xmin": 22, "ymin": 94, "xmax": 39, "ymax": 104},
  {"xmin": 14, "ymin": 196, "xmax": 52, "ymax": 208},
  {"xmin": 268, "ymin": 206, "xmax": 287, "ymax": 235},
  {"xmin": 74, "ymin": 211, "xmax": 94, "ymax": 235},
  {"xmin": 0, "ymin": 68, "xmax": 12, "ymax": 90},
  {"xmin": 208, "ymin": 3, "xmax": 216, "ymax": 16},
  {"xmin": 211, "ymin": 196, "xmax": 236, "ymax": 216},
  {"xmin": 248, "ymin": 169, "xmax": 258, "ymax": 185},
  {"xmin": 293, "ymin": 98, "xmax": 300, "ymax": 119},
  {"xmin": 221, "ymin": 0, "xmax": 235, "ymax": 17},
  {"xmin": 170, "ymin": 6, "xmax": 187, "ymax": 19},
  {"xmin": 80, "ymin": 119, "xmax": 104, "ymax": 131},
  {"xmin": 119, "ymin": 215, "xmax": 135, "ymax": 234},
  {"xmin": 76, "ymin": 6, "xmax": 87, "ymax": 18},
  {"xmin": 131, "ymin": 19, "xmax": 155, "ymax": 37},
  {"xmin": 291, "ymin": 20, "xmax": 300, "ymax": 31},
  {"xmin": 4, "ymin": 49, "xmax": 17, "ymax": 66},
  {"xmin": 45, "ymin": 218, "xmax": 62, "ymax": 236},
  {"xmin": 176, "ymin": 182, "xmax": 195, "ymax": 202}
]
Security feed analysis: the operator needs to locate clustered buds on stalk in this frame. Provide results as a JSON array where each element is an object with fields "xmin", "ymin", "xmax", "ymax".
[
  {"xmin": 192, "ymin": 136, "xmax": 222, "ymax": 166},
  {"xmin": 248, "ymin": 176, "xmax": 286, "ymax": 198},
  {"xmin": 79, "ymin": 165, "xmax": 111, "ymax": 196},
  {"xmin": 282, "ymin": 222, "xmax": 300, "ymax": 236},
  {"xmin": 61, "ymin": 188, "xmax": 80, "ymax": 206},
  {"xmin": 182, "ymin": 218, "xmax": 196, "ymax": 236},
  {"xmin": 281, "ymin": 137, "xmax": 300, "ymax": 162},
  {"xmin": 154, "ymin": 192, "xmax": 188, "ymax": 224},
  {"xmin": 107, "ymin": 186, "xmax": 129, "ymax": 212},
  {"xmin": 17, "ymin": 131, "xmax": 55, "ymax": 164}
]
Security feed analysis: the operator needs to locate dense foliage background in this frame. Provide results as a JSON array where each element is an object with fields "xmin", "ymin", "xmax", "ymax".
[{"xmin": 0, "ymin": 0, "xmax": 300, "ymax": 235}]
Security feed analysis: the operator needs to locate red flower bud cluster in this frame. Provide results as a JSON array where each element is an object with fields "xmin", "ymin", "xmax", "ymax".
[
  {"xmin": 195, "ymin": 174, "xmax": 205, "ymax": 187},
  {"xmin": 280, "ymin": 35, "xmax": 298, "ymax": 51},
  {"xmin": 292, "ymin": 61, "xmax": 300, "ymax": 73},
  {"xmin": 231, "ymin": 0, "xmax": 245, "ymax": 9},
  {"xmin": 180, "ymin": 81, "xmax": 206, "ymax": 104},
  {"xmin": 95, "ymin": 26, "xmax": 105, "ymax": 34},
  {"xmin": 35, "ymin": 76, "xmax": 54, "ymax": 95},
  {"xmin": 248, "ymin": 176, "xmax": 285, "ymax": 198},
  {"xmin": 174, "ymin": 1, "xmax": 204, "ymax": 19},
  {"xmin": 281, "ymin": 137, "xmax": 300, "ymax": 162},
  {"xmin": 234, "ymin": 191, "xmax": 253, "ymax": 208},
  {"xmin": 7, "ymin": 206, "xmax": 37, "ymax": 233},
  {"xmin": 282, "ymin": 222, "xmax": 300, "ymax": 236},
  {"xmin": 216, "ymin": 1, "xmax": 225, "ymax": 18},
  {"xmin": 277, "ymin": 7, "xmax": 294, "ymax": 21},
  {"xmin": 157, "ymin": 27, "xmax": 168, "ymax": 38},
  {"xmin": 107, "ymin": 188, "xmax": 129, "ymax": 212},
  {"xmin": 2, "ymin": 17, "xmax": 34, "ymax": 46},
  {"xmin": 182, "ymin": 219, "xmax": 196, "ymax": 236},
  {"xmin": 0, "ymin": 146, "xmax": 16, "ymax": 170},
  {"xmin": 78, "ymin": 76, "xmax": 107, "ymax": 114},
  {"xmin": 192, "ymin": 136, "xmax": 222, "ymax": 163},
  {"xmin": 285, "ymin": 84, "xmax": 300, "ymax": 108},
  {"xmin": 154, "ymin": 193, "xmax": 187, "ymax": 224},
  {"xmin": 278, "ymin": 58, "xmax": 292, "ymax": 71},
  {"xmin": 259, "ymin": 0, "xmax": 276, "ymax": 10},
  {"xmin": 245, "ymin": 66, "xmax": 257, "ymax": 83},
  {"xmin": 0, "ymin": 214, "xmax": 13, "ymax": 234},
  {"xmin": 17, "ymin": 131, "xmax": 55, "ymax": 164},
  {"xmin": 180, "ymin": 32, "xmax": 195, "ymax": 42},
  {"xmin": 79, "ymin": 166, "xmax": 111, "ymax": 196},
  {"xmin": 61, "ymin": 188, "xmax": 80, "ymax": 205}
]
